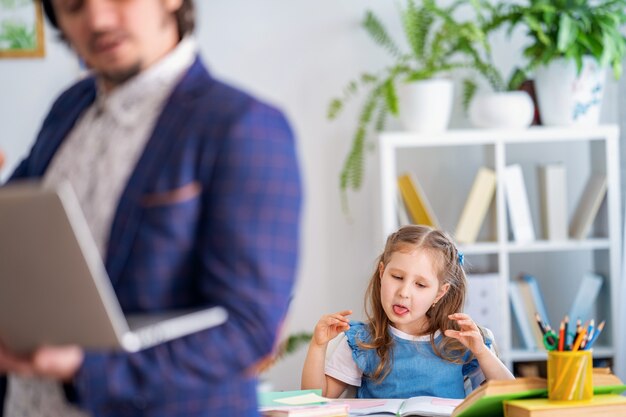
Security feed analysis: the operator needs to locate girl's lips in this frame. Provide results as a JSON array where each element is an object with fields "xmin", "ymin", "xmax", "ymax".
[{"xmin": 393, "ymin": 304, "xmax": 409, "ymax": 316}]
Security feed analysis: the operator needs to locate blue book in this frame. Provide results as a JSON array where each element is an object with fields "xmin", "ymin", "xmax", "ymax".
[
  {"xmin": 521, "ymin": 274, "xmax": 550, "ymax": 326},
  {"xmin": 568, "ymin": 273, "xmax": 603, "ymax": 327},
  {"xmin": 509, "ymin": 281, "xmax": 538, "ymax": 350}
]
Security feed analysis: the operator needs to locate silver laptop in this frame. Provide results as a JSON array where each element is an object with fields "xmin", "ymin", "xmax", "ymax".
[{"xmin": 0, "ymin": 181, "xmax": 227, "ymax": 353}]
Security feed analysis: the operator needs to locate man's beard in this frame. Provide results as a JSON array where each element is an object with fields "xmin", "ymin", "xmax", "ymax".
[{"xmin": 99, "ymin": 62, "xmax": 142, "ymax": 87}]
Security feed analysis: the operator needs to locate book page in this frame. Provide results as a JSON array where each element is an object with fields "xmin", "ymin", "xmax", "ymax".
[
  {"xmin": 401, "ymin": 396, "xmax": 461, "ymax": 417},
  {"xmin": 348, "ymin": 398, "xmax": 404, "ymax": 415}
]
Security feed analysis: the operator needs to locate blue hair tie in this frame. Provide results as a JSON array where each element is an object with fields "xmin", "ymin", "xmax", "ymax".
[{"xmin": 458, "ymin": 251, "xmax": 464, "ymax": 266}]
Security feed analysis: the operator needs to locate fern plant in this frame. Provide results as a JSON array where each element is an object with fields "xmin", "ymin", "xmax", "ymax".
[{"xmin": 329, "ymin": 0, "xmax": 503, "ymax": 205}]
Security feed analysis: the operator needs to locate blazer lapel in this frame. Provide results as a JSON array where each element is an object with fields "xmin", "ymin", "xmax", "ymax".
[
  {"xmin": 30, "ymin": 80, "xmax": 97, "ymax": 176},
  {"xmin": 105, "ymin": 57, "xmax": 214, "ymax": 286}
]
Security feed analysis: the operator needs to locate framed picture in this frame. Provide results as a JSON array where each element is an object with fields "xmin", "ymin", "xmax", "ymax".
[{"xmin": 0, "ymin": 0, "xmax": 45, "ymax": 58}]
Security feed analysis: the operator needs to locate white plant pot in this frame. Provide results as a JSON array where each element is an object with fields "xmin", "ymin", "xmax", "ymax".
[
  {"xmin": 468, "ymin": 91, "xmax": 534, "ymax": 129},
  {"xmin": 534, "ymin": 57, "xmax": 606, "ymax": 126},
  {"xmin": 397, "ymin": 79, "xmax": 453, "ymax": 132}
]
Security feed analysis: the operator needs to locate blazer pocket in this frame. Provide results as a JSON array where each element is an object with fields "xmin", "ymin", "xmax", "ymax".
[{"xmin": 141, "ymin": 181, "xmax": 202, "ymax": 208}]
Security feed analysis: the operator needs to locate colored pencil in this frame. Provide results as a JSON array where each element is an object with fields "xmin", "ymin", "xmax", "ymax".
[
  {"xmin": 563, "ymin": 315, "xmax": 570, "ymax": 350},
  {"xmin": 572, "ymin": 324, "xmax": 588, "ymax": 352},
  {"xmin": 558, "ymin": 320, "xmax": 565, "ymax": 351},
  {"xmin": 584, "ymin": 320, "xmax": 605, "ymax": 350}
]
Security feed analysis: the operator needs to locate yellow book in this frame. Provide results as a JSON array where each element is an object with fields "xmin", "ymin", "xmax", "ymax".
[
  {"xmin": 503, "ymin": 394, "xmax": 626, "ymax": 417},
  {"xmin": 397, "ymin": 173, "xmax": 439, "ymax": 227},
  {"xmin": 455, "ymin": 167, "xmax": 496, "ymax": 244}
]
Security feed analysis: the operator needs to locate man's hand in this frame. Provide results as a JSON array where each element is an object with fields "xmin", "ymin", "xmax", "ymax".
[{"xmin": 0, "ymin": 343, "xmax": 84, "ymax": 382}]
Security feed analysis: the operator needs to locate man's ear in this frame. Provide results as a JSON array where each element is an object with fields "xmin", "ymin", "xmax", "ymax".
[
  {"xmin": 378, "ymin": 262, "xmax": 385, "ymax": 280},
  {"xmin": 435, "ymin": 283, "xmax": 450, "ymax": 303}
]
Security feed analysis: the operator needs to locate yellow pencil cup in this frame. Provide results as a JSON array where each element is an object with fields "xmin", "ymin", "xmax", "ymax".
[{"xmin": 547, "ymin": 350, "xmax": 593, "ymax": 402}]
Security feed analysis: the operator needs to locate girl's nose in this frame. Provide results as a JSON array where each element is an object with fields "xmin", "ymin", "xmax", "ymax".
[{"xmin": 397, "ymin": 283, "xmax": 410, "ymax": 299}]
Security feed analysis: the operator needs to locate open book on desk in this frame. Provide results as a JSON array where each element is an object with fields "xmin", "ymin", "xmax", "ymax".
[{"xmin": 345, "ymin": 396, "xmax": 462, "ymax": 417}]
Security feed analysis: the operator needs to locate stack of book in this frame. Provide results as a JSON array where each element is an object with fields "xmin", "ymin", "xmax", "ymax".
[
  {"xmin": 451, "ymin": 369, "xmax": 626, "ymax": 417},
  {"xmin": 503, "ymin": 395, "xmax": 626, "ymax": 417},
  {"xmin": 258, "ymin": 390, "xmax": 348, "ymax": 417}
]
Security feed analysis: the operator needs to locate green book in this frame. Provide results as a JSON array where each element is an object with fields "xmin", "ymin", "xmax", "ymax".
[
  {"xmin": 451, "ymin": 378, "xmax": 547, "ymax": 417},
  {"xmin": 452, "ymin": 377, "xmax": 626, "ymax": 417},
  {"xmin": 258, "ymin": 389, "xmax": 324, "ymax": 408}
]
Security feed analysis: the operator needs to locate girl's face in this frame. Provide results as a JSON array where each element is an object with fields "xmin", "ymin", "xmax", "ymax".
[{"xmin": 379, "ymin": 248, "xmax": 449, "ymax": 335}]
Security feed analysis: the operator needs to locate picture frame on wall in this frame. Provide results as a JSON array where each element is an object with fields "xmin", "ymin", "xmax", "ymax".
[{"xmin": 0, "ymin": 0, "xmax": 45, "ymax": 58}]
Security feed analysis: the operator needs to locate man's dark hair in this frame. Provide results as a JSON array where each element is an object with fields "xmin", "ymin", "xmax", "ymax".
[{"xmin": 41, "ymin": 0, "xmax": 195, "ymax": 39}]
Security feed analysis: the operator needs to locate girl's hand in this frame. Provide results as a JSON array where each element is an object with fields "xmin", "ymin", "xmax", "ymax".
[
  {"xmin": 312, "ymin": 310, "xmax": 352, "ymax": 346},
  {"xmin": 445, "ymin": 313, "xmax": 488, "ymax": 356}
]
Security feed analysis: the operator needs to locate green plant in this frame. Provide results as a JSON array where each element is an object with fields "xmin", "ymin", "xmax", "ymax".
[
  {"xmin": 487, "ymin": 0, "xmax": 626, "ymax": 80},
  {"xmin": 329, "ymin": 0, "xmax": 503, "ymax": 205},
  {"xmin": 255, "ymin": 332, "xmax": 312, "ymax": 373},
  {"xmin": 0, "ymin": 21, "xmax": 35, "ymax": 50}
]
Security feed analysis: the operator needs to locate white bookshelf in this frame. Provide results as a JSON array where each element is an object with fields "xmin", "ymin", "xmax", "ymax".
[{"xmin": 378, "ymin": 125, "xmax": 621, "ymax": 370}]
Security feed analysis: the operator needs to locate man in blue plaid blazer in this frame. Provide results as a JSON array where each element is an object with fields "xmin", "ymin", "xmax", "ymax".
[{"xmin": 0, "ymin": 1, "xmax": 301, "ymax": 416}]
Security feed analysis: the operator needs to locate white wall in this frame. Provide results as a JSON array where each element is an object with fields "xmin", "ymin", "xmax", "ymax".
[
  {"xmin": 0, "ymin": 24, "xmax": 78, "ymax": 179},
  {"xmin": 0, "ymin": 1, "xmax": 620, "ymax": 390}
]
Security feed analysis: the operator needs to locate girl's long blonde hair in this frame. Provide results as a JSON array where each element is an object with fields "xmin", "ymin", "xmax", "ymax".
[{"xmin": 361, "ymin": 225, "xmax": 475, "ymax": 381}]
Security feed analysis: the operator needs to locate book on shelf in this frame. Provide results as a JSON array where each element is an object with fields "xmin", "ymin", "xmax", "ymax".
[
  {"xmin": 538, "ymin": 163, "xmax": 567, "ymax": 241},
  {"xmin": 508, "ymin": 280, "xmax": 539, "ymax": 350},
  {"xmin": 503, "ymin": 394, "xmax": 626, "ymax": 417},
  {"xmin": 567, "ymin": 273, "xmax": 603, "ymax": 328},
  {"xmin": 569, "ymin": 173, "xmax": 607, "ymax": 239},
  {"xmin": 520, "ymin": 275, "xmax": 549, "ymax": 326},
  {"xmin": 514, "ymin": 363, "xmax": 541, "ymax": 378},
  {"xmin": 465, "ymin": 273, "xmax": 502, "ymax": 341},
  {"xmin": 347, "ymin": 396, "xmax": 462, "ymax": 417},
  {"xmin": 455, "ymin": 167, "xmax": 496, "ymax": 244},
  {"xmin": 397, "ymin": 173, "xmax": 440, "ymax": 228},
  {"xmin": 452, "ymin": 370, "xmax": 626, "ymax": 417},
  {"xmin": 515, "ymin": 277, "xmax": 546, "ymax": 348},
  {"xmin": 503, "ymin": 164, "xmax": 535, "ymax": 243},
  {"xmin": 396, "ymin": 190, "xmax": 412, "ymax": 227}
]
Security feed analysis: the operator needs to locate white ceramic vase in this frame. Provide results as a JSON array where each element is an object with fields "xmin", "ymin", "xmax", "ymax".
[
  {"xmin": 534, "ymin": 57, "xmax": 606, "ymax": 126},
  {"xmin": 397, "ymin": 79, "xmax": 453, "ymax": 132},
  {"xmin": 468, "ymin": 91, "xmax": 534, "ymax": 129}
]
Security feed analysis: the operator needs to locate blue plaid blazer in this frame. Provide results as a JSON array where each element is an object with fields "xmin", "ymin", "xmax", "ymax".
[{"xmin": 2, "ymin": 57, "xmax": 301, "ymax": 417}]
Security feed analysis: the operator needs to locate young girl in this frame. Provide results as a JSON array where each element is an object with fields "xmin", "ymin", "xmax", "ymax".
[{"xmin": 301, "ymin": 225, "xmax": 514, "ymax": 399}]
